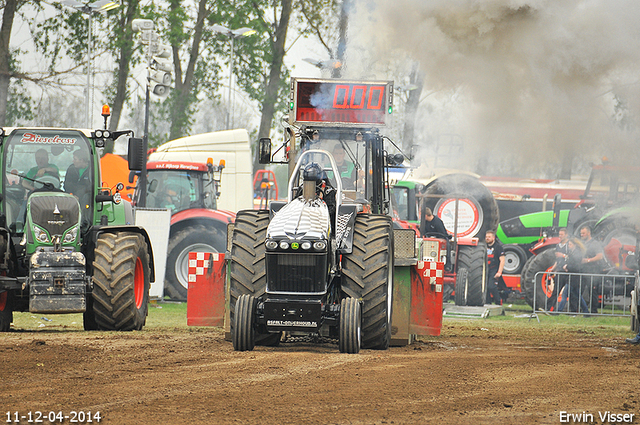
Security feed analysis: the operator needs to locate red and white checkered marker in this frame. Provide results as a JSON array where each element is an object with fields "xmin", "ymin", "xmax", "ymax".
[
  {"xmin": 417, "ymin": 261, "xmax": 444, "ymax": 292},
  {"xmin": 188, "ymin": 252, "xmax": 218, "ymax": 282}
]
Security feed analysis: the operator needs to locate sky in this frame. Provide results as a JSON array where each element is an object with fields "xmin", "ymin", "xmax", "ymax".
[{"xmin": 12, "ymin": 0, "xmax": 640, "ymax": 179}]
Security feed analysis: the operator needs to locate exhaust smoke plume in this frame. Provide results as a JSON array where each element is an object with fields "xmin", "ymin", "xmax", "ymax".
[{"xmin": 346, "ymin": 0, "xmax": 640, "ymax": 177}]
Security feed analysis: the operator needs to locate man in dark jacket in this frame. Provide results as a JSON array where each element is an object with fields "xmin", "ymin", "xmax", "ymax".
[
  {"xmin": 580, "ymin": 225, "xmax": 606, "ymax": 313},
  {"xmin": 420, "ymin": 207, "xmax": 448, "ymax": 238},
  {"xmin": 486, "ymin": 230, "xmax": 506, "ymax": 305}
]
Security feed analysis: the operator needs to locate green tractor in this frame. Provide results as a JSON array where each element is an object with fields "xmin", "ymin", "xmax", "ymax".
[{"xmin": 0, "ymin": 126, "xmax": 154, "ymax": 331}]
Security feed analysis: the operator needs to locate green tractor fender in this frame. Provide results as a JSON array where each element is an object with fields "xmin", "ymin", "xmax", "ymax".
[{"xmin": 84, "ymin": 225, "xmax": 156, "ymax": 283}]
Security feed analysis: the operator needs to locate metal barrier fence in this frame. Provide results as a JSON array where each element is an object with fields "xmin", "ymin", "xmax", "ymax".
[{"xmin": 533, "ymin": 270, "xmax": 637, "ymax": 316}]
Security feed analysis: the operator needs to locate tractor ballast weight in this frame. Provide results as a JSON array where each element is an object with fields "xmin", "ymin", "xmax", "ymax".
[
  {"xmin": 0, "ymin": 126, "xmax": 154, "ymax": 332},
  {"xmin": 229, "ymin": 78, "xmax": 408, "ymax": 353}
]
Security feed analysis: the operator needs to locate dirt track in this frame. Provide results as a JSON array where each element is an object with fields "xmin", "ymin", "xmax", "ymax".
[{"xmin": 2, "ymin": 318, "xmax": 639, "ymax": 425}]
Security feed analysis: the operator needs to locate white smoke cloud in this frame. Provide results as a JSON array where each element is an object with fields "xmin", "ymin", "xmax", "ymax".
[{"xmin": 347, "ymin": 0, "xmax": 640, "ymax": 177}]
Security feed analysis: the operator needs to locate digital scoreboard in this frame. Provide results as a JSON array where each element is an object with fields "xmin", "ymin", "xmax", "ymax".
[{"xmin": 289, "ymin": 78, "xmax": 394, "ymax": 127}]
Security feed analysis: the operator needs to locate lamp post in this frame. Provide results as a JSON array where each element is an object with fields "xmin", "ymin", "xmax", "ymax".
[
  {"xmin": 60, "ymin": 0, "xmax": 119, "ymax": 128},
  {"xmin": 131, "ymin": 18, "xmax": 173, "ymax": 208},
  {"xmin": 210, "ymin": 24, "xmax": 256, "ymax": 129}
]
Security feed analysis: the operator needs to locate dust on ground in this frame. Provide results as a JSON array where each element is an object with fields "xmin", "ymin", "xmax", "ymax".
[{"xmin": 1, "ymin": 318, "xmax": 639, "ymax": 425}]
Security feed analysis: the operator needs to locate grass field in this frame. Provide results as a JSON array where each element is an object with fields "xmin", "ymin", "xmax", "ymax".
[{"xmin": 8, "ymin": 299, "xmax": 633, "ymax": 339}]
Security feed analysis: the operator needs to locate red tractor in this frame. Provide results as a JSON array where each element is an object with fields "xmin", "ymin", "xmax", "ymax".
[{"xmin": 142, "ymin": 160, "xmax": 235, "ymax": 300}]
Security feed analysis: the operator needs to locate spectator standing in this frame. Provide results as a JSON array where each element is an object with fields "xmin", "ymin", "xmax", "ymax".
[
  {"xmin": 485, "ymin": 230, "xmax": 506, "ymax": 305},
  {"xmin": 553, "ymin": 229, "xmax": 570, "ymax": 311},
  {"xmin": 556, "ymin": 238, "xmax": 590, "ymax": 314},
  {"xmin": 580, "ymin": 225, "xmax": 606, "ymax": 313}
]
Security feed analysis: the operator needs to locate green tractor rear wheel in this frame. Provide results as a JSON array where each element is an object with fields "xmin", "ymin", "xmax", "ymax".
[{"xmin": 92, "ymin": 232, "xmax": 150, "ymax": 331}]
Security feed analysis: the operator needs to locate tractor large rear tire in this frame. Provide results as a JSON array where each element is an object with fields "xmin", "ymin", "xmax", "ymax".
[
  {"xmin": 594, "ymin": 217, "xmax": 639, "ymax": 271},
  {"xmin": 455, "ymin": 244, "xmax": 487, "ymax": 306},
  {"xmin": 342, "ymin": 214, "xmax": 393, "ymax": 350},
  {"xmin": 92, "ymin": 232, "xmax": 150, "ymax": 331},
  {"xmin": 423, "ymin": 174, "xmax": 499, "ymax": 239},
  {"xmin": 522, "ymin": 249, "xmax": 557, "ymax": 310},
  {"xmin": 165, "ymin": 224, "xmax": 226, "ymax": 301},
  {"xmin": 229, "ymin": 210, "xmax": 281, "ymax": 346},
  {"xmin": 0, "ymin": 291, "xmax": 13, "ymax": 332}
]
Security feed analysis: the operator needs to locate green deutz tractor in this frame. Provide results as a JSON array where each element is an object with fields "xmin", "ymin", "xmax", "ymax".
[{"xmin": 0, "ymin": 126, "xmax": 154, "ymax": 331}]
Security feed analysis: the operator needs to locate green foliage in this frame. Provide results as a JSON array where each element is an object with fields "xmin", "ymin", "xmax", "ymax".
[
  {"xmin": 6, "ymin": 80, "xmax": 34, "ymax": 126},
  {"xmin": 4, "ymin": 50, "xmax": 33, "ymax": 125}
]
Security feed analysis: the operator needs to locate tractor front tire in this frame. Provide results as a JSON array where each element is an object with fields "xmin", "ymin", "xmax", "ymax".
[
  {"xmin": 342, "ymin": 214, "xmax": 393, "ymax": 350},
  {"xmin": 503, "ymin": 244, "xmax": 528, "ymax": 275},
  {"xmin": 233, "ymin": 294, "xmax": 256, "ymax": 351},
  {"xmin": 92, "ymin": 232, "xmax": 150, "ymax": 331},
  {"xmin": 454, "ymin": 268, "xmax": 469, "ymax": 306},
  {"xmin": 83, "ymin": 295, "xmax": 98, "ymax": 331},
  {"xmin": 522, "ymin": 249, "xmax": 557, "ymax": 310},
  {"xmin": 0, "ymin": 291, "xmax": 13, "ymax": 332},
  {"xmin": 229, "ymin": 210, "xmax": 281, "ymax": 346},
  {"xmin": 456, "ymin": 244, "xmax": 487, "ymax": 306},
  {"xmin": 165, "ymin": 224, "xmax": 226, "ymax": 301},
  {"xmin": 339, "ymin": 297, "xmax": 361, "ymax": 354}
]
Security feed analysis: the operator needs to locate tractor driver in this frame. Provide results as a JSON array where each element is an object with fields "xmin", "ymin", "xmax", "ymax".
[
  {"xmin": 22, "ymin": 149, "xmax": 60, "ymax": 191},
  {"xmin": 330, "ymin": 143, "xmax": 357, "ymax": 190},
  {"xmin": 64, "ymin": 150, "xmax": 91, "ymax": 204},
  {"xmin": 300, "ymin": 162, "xmax": 336, "ymax": 226}
]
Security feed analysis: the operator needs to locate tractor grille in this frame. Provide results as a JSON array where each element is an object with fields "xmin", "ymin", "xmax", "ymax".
[
  {"xmin": 266, "ymin": 252, "xmax": 327, "ymax": 293},
  {"xmin": 29, "ymin": 195, "xmax": 79, "ymax": 236}
]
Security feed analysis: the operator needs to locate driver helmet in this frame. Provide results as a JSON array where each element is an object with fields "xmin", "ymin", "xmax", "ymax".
[{"xmin": 303, "ymin": 163, "xmax": 324, "ymax": 182}]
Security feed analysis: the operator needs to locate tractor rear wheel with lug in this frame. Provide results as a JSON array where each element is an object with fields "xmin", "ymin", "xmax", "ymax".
[
  {"xmin": 233, "ymin": 294, "xmax": 256, "ymax": 351},
  {"xmin": 92, "ymin": 232, "xmax": 150, "ymax": 331},
  {"xmin": 339, "ymin": 297, "xmax": 361, "ymax": 354},
  {"xmin": 229, "ymin": 210, "xmax": 281, "ymax": 346},
  {"xmin": 342, "ymin": 214, "xmax": 393, "ymax": 350}
]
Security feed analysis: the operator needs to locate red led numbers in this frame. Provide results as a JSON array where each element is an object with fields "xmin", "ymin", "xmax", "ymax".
[{"xmin": 332, "ymin": 85, "xmax": 383, "ymax": 110}]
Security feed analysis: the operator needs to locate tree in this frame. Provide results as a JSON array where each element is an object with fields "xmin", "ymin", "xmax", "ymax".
[
  {"xmin": 0, "ymin": 0, "xmax": 25, "ymax": 126},
  {"xmin": 257, "ymin": 0, "xmax": 292, "ymax": 143}
]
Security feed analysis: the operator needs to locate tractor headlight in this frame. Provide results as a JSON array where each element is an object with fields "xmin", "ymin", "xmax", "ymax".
[
  {"xmin": 279, "ymin": 241, "xmax": 290, "ymax": 250},
  {"xmin": 33, "ymin": 225, "xmax": 49, "ymax": 243},
  {"xmin": 265, "ymin": 240, "xmax": 278, "ymax": 250},
  {"xmin": 63, "ymin": 226, "xmax": 78, "ymax": 244},
  {"xmin": 313, "ymin": 241, "xmax": 327, "ymax": 251},
  {"xmin": 301, "ymin": 241, "xmax": 312, "ymax": 250}
]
